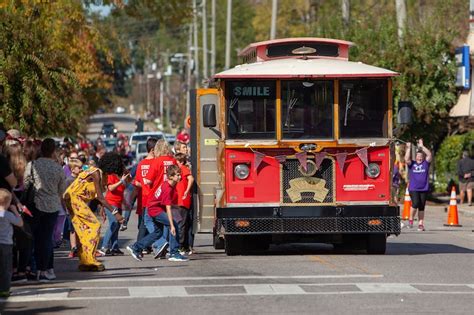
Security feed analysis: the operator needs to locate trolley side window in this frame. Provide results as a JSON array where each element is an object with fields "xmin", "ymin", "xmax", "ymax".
[
  {"xmin": 281, "ymin": 80, "xmax": 334, "ymax": 139},
  {"xmin": 339, "ymin": 80, "xmax": 388, "ymax": 138},
  {"xmin": 226, "ymin": 81, "xmax": 276, "ymax": 139}
]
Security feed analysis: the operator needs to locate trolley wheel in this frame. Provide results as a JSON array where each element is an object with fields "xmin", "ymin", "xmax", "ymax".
[
  {"xmin": 225, "ymin": 235, "xmax": 245, "ymax": 256},
  {"xmin": 366, "ymin": 234, "xmax": 387, "ymax": 254},
  {"xmin": 213, "ymin": 229, "xmax": 225, "ymax": 250}
]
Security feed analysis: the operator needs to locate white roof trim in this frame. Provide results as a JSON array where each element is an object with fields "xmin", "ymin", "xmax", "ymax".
[{"xmin": 215, "ymin": 58, "xmax": 398, "ymax": 79}]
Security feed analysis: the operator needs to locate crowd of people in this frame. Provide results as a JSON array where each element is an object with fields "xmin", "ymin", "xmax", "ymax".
[{"xmin": 0, "ymin": 124, "xmax": 194, "ymax": 297}]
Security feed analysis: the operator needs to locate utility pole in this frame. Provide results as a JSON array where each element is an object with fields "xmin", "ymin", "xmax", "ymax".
[
  {"xmin": 342, "ymin": 0, "xmax": 350, "ymax": 29},
  {"xmin": 270, "ymin": 0, "xmax": 277, "ymax": 39},
  {"xmin": 158, "ymin": 72, "xmax": 164, "ymax": 129},
  {"xmin": 211, "ymin": 0, "xmax": 216, "ymax": 75},
  {"xmin": 145, "ymin": 60, "xmax": 150, "ymax": 116},
  {"xmin": 225, "ymin": 0, "xmax": 232, "ymax": 69},
  {"xmin": 395, "ymin": 0, "xmax": 407, "ymax": 48},
  {"xmin": 202, "ymin": 0, "xmax": 208, "ymax": 80},
  {"xmin": 186, "ymin": 24, "xmax": 193, "ymax": 116},
  {"xmin": 166, "ymin": 63, "xmax": 171, "ymax": 130},
  {"xmin": 193, "ymin": 0, "xmax": 200, "ymax": 85}
]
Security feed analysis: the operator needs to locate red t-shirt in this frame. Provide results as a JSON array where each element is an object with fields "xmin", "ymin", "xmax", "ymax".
[
  {"xmin": 134, "ymin": 157, "xmax": 155, "ymax": 213},
  {"xmin": 147, "ymin": 181, "xmax": 176, "ymax": 217},
  {"xmin": 105, "ymin": 174, "xmax": 125, "ymax": 208},
  {"xmin": 145, "ymin": 156, "xmax": 177, "ymax": 207},
  {"xmin": 176, "ymin": 164, "xmax": 192, "ymax": 209}
]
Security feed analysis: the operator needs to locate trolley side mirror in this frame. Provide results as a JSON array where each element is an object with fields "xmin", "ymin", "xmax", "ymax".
[
  {"xmin": 203, "ymin": 103, "xmax": 221, "ymax": 138},
  {"xmin": 397, "ymin": 101, "xmax": 413, "ymax": 125},
  {"xmin": 203, "ymin": 104, "xmax": 217, "ymax": 128}
]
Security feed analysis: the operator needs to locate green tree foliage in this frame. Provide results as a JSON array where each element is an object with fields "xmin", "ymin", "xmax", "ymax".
[
  {"xmin": 0, "ymin": 1, "xmax": 114, "ymax": 136},
  {"xmin": 212, "ymin": 0, "xmax": 256, "ymax": 71},
  {"xmin": 435, "ymin": 130, "xmax": 474, "ymax": 191},
  {"xmin": 252, "ymin": 0, "xmax": 468, "ymax": 147}
]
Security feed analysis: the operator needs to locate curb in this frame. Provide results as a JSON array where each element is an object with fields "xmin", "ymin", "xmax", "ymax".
[{"xmin": 458, "ymin": 208, "xmax": 474, "ymax": 218}]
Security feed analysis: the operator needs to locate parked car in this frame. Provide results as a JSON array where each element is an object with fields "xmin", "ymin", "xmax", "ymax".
[
  {"xmin": 103, "ymin": 138, "xmax": 118, "ymax": 152},
  {"xmin": 135, "ymin": 141, "xmax": 148, "ymax": 162},
  {"xmin": 101, "ymin": 122, "xmax": 117, "ymax": 138},
  {"xmin": 165, "ymin": 133, "xmax": 176, "ymax": 146},
  {"xmin": 129, "ymin": 131, "xmax": 164, "ymax": 151}
]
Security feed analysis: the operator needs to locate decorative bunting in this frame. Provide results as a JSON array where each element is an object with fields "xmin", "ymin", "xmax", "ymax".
[
  {"xmin": 295, "ymin": 152, "xmax": 307, "ymax": 171},
  {"xmin": 356, "ymin": 147, "xmax": 369, "ymax": 167},
  {"xmin": 275, "ymin": 155, "xmax": 287, "ymax": 163},
  {"xmin": 336, "ymin": 152, "xmax": 348, "ymax": 173},
  {"xmin": 314, "ymin": 152, "xmax": 327, "ymax": 170},
  {"xmin": 254, "ymin": 151, "xmax": 266, "ymax": 170}
]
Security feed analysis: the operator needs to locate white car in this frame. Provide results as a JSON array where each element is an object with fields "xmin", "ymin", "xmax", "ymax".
[
  {"xmin": 129, "ymin": 131, "xmax": 165, "ymax": 161},
  {"xmin": 135, "ymin": 141, "xmax": 148, "ymax": 162}
]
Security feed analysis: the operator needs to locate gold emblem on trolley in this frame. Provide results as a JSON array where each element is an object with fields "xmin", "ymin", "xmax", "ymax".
[
  {"xmin": 298, "ymin": 160, "xmax": 318, "ymax": 177},
  {"xmin": 286, "ymin": 177, "xmax": 329, "ymax": 203}
]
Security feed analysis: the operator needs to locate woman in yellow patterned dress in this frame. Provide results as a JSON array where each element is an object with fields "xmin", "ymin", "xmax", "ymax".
[{"xmin": 64, "ymin": 152, "xmax": 124, "ymax": 271}]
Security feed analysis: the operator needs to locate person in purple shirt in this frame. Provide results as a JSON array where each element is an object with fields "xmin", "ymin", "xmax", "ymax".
[{"xmin": 404, "ymin": 139, "xmax": 432, "ymax": 231}]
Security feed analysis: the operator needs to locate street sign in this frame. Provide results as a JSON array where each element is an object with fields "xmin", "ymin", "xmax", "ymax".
[{"xmin": 455, "ymin": 45, "xmax": 470, "ymax": 89}]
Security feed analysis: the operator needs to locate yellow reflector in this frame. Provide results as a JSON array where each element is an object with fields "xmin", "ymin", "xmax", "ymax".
[
  {"xmin": 368, "ymin": 219, "xmax": 382, "ymax": 226},
  {"xmin": 235, "ymin": 220, "xmax": 250, "ymax": 228}
]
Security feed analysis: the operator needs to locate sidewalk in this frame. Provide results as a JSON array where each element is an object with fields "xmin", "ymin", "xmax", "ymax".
[{"xmin": 430, "ymin": 194, "xmax": 474, "ymax": 217}]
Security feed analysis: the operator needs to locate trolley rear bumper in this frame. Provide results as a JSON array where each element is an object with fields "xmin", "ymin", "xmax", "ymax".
[{"xmin": 216, "ymin": 205, "xmax": 400, "ymax": 235}]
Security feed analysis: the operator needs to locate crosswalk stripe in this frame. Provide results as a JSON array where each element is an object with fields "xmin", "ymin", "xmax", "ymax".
[
  {"xmin": 68, "ymin": 274, "xmax": 384, "ymax": 283},
  {"xmin": 2, "ymin": 283, "xmax": 473, "ymax": 303}
]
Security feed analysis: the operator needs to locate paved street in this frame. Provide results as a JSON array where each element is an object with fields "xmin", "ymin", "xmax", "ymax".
[{"xmin": 1, "ymin": 205, "xmax": 473, "ymax": 315}]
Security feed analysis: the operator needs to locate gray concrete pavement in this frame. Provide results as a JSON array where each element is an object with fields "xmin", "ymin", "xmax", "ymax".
[{"xmin": 1, "ymin": 205, "xmax": 473, "ymax": 314}]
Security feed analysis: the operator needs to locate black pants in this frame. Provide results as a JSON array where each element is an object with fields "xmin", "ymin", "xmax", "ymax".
[
  {"xmin": 0, "ymin": 244, "xmax": 13, "ymax": 292},
  {"xmin": 409, "ymin": 191, "xmax": 428, "ymax": 211},
  {"xmin": 12, "ymin": 222, "xmax": 32, "ymax": 273},
  {"xmin": 32, "ymin": 211, "xmax": 58, "ymax": 272}
]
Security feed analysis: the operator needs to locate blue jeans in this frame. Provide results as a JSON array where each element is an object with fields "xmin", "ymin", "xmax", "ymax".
[
  {"xmin": 122, "ymin": 210, "xmax": 132, "ymax": 225},
  {"xmin": 132, "ymin": 212, "xmax": 179, "ymax": 255},
  {"xmin": 101, "ymin": 207, "xmax": 120, "ymax": 250},
  {"xmin": 143, "ymin": 208, "xmax": 155, "ymax": 233},
  {"xmin": 144, "ymin": 208, "xmax": 169, "ymax": 246}
]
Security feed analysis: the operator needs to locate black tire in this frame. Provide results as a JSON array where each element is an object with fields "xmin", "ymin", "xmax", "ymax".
[
  {"xmin": 253, "ymin": 235, "xmax": 271, "ymax": 251},
  {"xmin": 225, "ymin": 235, "xmax": 244, "ymax": 256},
  {"xmin": 213, "ymin": 231, "xmax": 225, "ymax": 250},
  {"xmin": 366, "ymin": 234, "xmax": 387, "ymax": 254}
]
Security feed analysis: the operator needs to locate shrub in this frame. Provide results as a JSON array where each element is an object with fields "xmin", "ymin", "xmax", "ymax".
[{"xmin": 435, "ymin": 131, "xmax": 474, "ymax": 192}]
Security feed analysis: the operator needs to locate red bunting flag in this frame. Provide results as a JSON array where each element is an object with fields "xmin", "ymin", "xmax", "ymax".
[
  {"xmin": 336, "ymin": 152, "xmax": 348, "ymax": 173},
  {"xmin": 275, "ymin": 155, "xmax": 287, "ymax": 163},
  {"xmin": 254, "ymin": 151, "xmax": 266, "ymax": 170},
  {"xmin": 314, "ymin": 152, "xmax": 327, "ymax": 170},
  {"xmin": 356, "ymin": 147, "xmax": 369, "ymax": 167},
  {"xmin": 295, "ymin": 152, "xmax": 307, "ymax": 171}
]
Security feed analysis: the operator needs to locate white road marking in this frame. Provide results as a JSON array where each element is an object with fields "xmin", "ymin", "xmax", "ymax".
[
  {"xmin": 68, "ymin": 274, "xmax": 384, "ymax": 283},
  {"xmin": 357, "ymin": 283, "xmax": 421, "ymax": 293},
  {"xmin": 129, "ymin": 286, "xmax": 187, "ymax": 297},
  {"xmin": 2, "ymin": 283, "xmax": 472, "ymax": 303}
]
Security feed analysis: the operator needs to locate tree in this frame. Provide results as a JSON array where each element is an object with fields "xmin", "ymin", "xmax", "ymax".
[{"xmin": 0, "ymin": 2, "xmax": 114, "ymax": 136}]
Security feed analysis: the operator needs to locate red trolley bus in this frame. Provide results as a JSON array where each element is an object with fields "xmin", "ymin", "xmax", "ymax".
[{"xmin": 190, "ymin": 37, "xmax": 405, "ymax": 255}]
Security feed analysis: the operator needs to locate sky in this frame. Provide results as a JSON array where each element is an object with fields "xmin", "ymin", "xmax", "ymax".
[{"xmin": 88, "ymin": 4, "xmax": 112, "ymax": 16}]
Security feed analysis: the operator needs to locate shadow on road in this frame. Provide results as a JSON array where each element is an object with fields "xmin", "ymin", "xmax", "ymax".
[
  {"xmin": 195, "ymin": 242, "xmax": 474, "ymax": 257},
  {"xmin": 0, "ymin": 304, "xmax": 84, "ymax": 314},
  {"xmin": 386, "ymin": 242, "xmax": 474, "ymax": 255}
]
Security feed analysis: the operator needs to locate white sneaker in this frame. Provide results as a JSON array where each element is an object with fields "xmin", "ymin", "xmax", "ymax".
[{"xmin": 46, "ymin": 269, "xmax": 56, "ymax": 280}]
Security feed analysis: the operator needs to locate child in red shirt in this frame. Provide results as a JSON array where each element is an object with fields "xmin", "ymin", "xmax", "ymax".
[
  {"xmin": 143, "ymin": 139, "xmax": 177, "ymax": 207},
  {"xmin": 133, "ymin": 137, "xmax": 159, "ymax": 244},
  {"xmin": 99, "ymin": 169, "xmax": 130, "ymax": 256},
  {"xmin": 174, "ymin": 153, "xmax": 194, "ymax": 254},
  {"xmin": 127, "ymin": 165, "xmax": 188, "ymax": 262}
]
